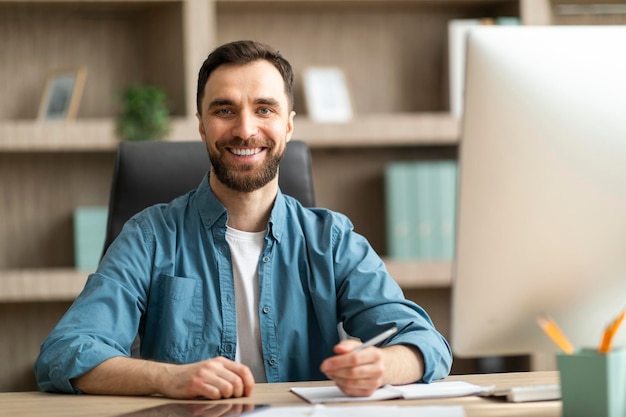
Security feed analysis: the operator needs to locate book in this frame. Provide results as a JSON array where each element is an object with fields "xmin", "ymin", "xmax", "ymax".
[
  {"xmin": 413, "ymin": 161, "xmax": 436, "ymax": 259},
  {"xmin": 385, "ymin": 162, "xmax": 415, "ymax": 259},
  {"xmin": 291, "ymin": 381, "xmax": 492, "ymax": 404},
  {"xmin": 437, "ymin": 160, "xmax": 458, "ymax": 259},
  {"xmin": 73, "ymin": 206, "xmax": 108, "ymax": 271},
  {"xmin": 385, "ymin": 160, "xmax": 458, "ymax": 260}
]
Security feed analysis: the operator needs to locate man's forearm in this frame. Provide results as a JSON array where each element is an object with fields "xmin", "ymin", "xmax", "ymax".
[
  {"xmin": 72, "ymin": 355, "xmax": 256, "ymax": 400},
  {"xmin": 381, "ymin": 344, "xmax": 425, "ymax": 385},
  {"xmin": 72, "ymin": 356, "xmax": 167, "ymax": 396}
]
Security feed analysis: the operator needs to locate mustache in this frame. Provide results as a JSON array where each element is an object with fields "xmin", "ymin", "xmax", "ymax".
[{"xmin": 218, "ymin": 137, "xmax": 273, "ymax": 149}]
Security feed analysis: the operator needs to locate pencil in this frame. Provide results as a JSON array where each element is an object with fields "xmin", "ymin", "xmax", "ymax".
[
  {"xmin": 536, "ymin": 316, "xmax": 575, "ymax": 354},
  {"xmin": 598, "ymin": 309, "xmax": 625, "ymax": 353}
]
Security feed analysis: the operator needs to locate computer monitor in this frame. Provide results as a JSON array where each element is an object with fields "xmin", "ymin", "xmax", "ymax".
[{"xmin": 451, "ymin": 26, "xmax": 626, "ymax": 368}]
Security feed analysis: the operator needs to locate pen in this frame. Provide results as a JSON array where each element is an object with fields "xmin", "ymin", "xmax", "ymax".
[
  {"xmin": 536, "ymin": 315, "xmax": 574, "ymax": 354},
  {"xmin": 352, "ymin": 326, "xmax": 398, "ymax": 352},
  {"xmin": 378, "ymin": 321, "xmax": 414, "ymax": 346},
  {"xmin": 598, "ymin": 309, "xmax": 625, "ymax": 353}
]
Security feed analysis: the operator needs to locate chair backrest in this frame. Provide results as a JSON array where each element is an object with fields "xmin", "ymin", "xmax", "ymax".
[{"xmin": 102, "ymin": 140, "xmax": 315, "ymax": 257}]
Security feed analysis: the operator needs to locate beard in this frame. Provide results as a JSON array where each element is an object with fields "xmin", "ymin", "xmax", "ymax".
[{"xmin": 209, "ymin": 137, "xmax": 284, "ymax": 193}]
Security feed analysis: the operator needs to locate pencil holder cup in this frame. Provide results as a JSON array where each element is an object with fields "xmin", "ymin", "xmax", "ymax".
[{"xmin": 557, "ymin": 348, "xmax": 626, "ymax": 417}]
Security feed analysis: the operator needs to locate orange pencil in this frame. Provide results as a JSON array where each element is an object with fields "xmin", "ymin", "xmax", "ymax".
[
  {"xmin": 598, "ymin": 309, "xmax": 625, "ymax": 353},
  {"xmin": 536, "ymin": 315, "xmax": 575, "ymax": 354}
]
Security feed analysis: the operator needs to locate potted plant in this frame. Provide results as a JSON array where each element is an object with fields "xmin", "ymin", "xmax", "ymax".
[{"xmin": 115, "ymin": 84, "xmax": 171, "ymax": 141}]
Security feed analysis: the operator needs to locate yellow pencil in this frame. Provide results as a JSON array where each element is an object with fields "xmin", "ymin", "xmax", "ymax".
[
  {"xmin": 536, "ymin": 315, "xmax": 575, "ymax": 354},
  {"xmin": 598, "ymin": 309, "xmax": 625, "ymax": 353}
]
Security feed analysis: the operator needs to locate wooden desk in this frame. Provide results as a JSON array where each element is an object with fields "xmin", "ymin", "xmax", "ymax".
[{"xmin": 1, "ymin": 371, "xmax": 561, "ymax": 417}]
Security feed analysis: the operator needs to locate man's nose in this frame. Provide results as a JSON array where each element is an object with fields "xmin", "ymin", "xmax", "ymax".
[{"xmin": 231, "ymin": 112, "xmax": 259, "ymax": 139}]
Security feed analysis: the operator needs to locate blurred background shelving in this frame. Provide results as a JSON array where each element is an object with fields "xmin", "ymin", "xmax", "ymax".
[{"xmin": 2, "ymin": 0, "xmax": 618, "ymax": 390}]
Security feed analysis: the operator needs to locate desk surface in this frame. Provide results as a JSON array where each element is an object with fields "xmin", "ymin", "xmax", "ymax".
[{"xmin": 1, "ymin": 371, "xmax": 560, "ymax": 417}]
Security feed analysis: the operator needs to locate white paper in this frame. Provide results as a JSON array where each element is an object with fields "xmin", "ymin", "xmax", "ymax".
[
  {"xmin": 291, "ymin": 381, "xmax": 489, "ymax": 404},
  {"xmin": 391, "ymin": 380, "xmax": 491, "ymax": 399},
  {"xmin": 250, "ymin": 404, "xmax": 466, "ymax": 417},
  {"xmin": 291, "ymin": 385, "xmax": 401, "ymax": 403}
]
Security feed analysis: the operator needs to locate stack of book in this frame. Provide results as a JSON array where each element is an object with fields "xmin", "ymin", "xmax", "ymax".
[{"xmin": 385, "ymin": 160, "xmax": 458, "ymax": 260}]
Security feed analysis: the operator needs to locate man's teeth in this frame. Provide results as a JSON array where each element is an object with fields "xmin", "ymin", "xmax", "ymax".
[{"xmin": 230, "ymin": 148, "xmax": 262, "ymax": 156}]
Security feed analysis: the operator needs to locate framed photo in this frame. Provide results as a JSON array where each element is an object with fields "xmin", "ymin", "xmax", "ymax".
[
  {"xmin": 38, "ymin": 67, "xmax": 87, "ymax": 121},
  {"xmin": 302, "ymin": 67, "xmax": 353, "ymax": 123}
]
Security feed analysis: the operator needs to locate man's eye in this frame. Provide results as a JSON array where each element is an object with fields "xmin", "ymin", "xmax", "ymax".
[
  {"xmin": 258, "ymin": 107, "xmax": 272, "ymax": 115},
  {"xmin": 215, "ymin": 108, "xmax": 233, "ymax": 116}
]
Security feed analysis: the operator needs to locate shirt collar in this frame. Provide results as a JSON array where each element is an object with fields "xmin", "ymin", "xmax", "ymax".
[{"xmin": 196, "ymin": 172, "xmax": 287, "ymax": 242}]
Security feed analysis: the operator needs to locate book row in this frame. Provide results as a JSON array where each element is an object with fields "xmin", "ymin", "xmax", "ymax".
[{"xmin": 385, "ymin": 160, "xmax": 458, "ymax": 260}]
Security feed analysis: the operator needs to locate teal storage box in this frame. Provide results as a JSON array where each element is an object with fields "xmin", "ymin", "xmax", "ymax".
[
  {"xmin": 73, "ymin": 206, "xmax": 108, "ymax": 271},
  {"xmin": 558, "ymin": 348, "xmax": 626, "ymax": 417}
]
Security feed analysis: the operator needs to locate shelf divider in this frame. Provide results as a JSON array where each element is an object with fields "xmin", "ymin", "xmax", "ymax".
[{"xmin": 0, "ymin": 113, "xmax": 460, "ymax": 152}]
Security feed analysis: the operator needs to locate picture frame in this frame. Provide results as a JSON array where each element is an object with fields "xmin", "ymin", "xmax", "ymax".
[
  {"xmin": 302, "ymin": 67, "xmax": 353, "ymax": 123},
  {"xmin": 38, "ymin": 66, "xmax": 88, "ymax": 121}
]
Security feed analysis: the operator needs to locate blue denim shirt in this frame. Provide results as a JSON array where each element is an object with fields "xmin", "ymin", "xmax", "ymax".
[{"xmin": 35, "ymin": 174, "xmax": 452, "ymax": 393}]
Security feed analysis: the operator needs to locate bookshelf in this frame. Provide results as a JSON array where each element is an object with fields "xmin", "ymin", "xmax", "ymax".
[
  {"xmin": 2, "ymin": 0, "xmax": 517, "ymax": 295},
  {"xmin": 4, "ymin": 0, "xmax": 609, "ymax": 390}
]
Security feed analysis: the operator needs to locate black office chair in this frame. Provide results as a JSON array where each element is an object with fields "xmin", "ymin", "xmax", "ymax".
[{"xmin": 102, "ymin": 140, "xmax": 315, "ymax": 257}]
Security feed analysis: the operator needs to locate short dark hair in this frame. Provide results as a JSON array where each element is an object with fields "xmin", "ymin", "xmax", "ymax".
[{"xmin": 196, "ymin": 40, "xmax": 294, "ymax": 115}]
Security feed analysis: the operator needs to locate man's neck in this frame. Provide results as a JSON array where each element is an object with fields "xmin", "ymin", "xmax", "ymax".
[{"xmin": 210, "ymin": 175, "xmax": 277, "ymax": 233}]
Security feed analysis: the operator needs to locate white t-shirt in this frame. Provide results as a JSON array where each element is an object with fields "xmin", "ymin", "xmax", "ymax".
[{"xmin": 225, "ymin": 226, "xmax": 267, "ymax": 382}]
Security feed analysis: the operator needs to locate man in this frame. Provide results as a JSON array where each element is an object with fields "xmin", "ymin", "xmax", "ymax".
[{"xmin": 35, "ymin": 40, "xmax": 452, "ymax": 400}]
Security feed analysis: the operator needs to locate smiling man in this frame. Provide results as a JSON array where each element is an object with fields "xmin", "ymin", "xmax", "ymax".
[{"xmin": 35, "ymin": 40, "xmax": 452, "ymax": 400}]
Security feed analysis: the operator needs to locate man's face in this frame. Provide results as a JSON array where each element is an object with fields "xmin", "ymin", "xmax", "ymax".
[{"xmin": 196, "ymin": 60, "xmax": 295, "ymax": 193}]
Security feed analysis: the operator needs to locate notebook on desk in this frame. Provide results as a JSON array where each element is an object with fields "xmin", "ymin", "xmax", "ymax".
[{"xmin": 291, "ymin": 380, "xmax": 492, "ymax": 403}]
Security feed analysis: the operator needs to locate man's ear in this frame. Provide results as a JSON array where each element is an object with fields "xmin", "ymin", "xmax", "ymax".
[
  {"xmin": 286, "ymin": 110, "xmax": 296, "ymax": 142},
  {"xmin": 196, "ymin": 112, "xmax": 207, "ymax": 144}
]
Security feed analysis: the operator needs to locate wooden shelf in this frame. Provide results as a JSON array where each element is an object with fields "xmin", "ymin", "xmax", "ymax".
[
  {"xmin": 0, "ymin": 268, "xmax": 88, "ymax": 303},
  {"xmin": 0, "ymin": 261, "xmax": 451, "ymax": 303},
  {"xmin": 296, "ymin": 113, "xmax": 460, "ymax": 147},
  {"xmin": 216, "ymin": 0, "xmax": 518, "ymax": 8},
  {"xmin": 384, "ymin": 259, "xmax": 453, "ymax": 289},
  {"xmin": 0, "ymin": 118, "xmax": 199, "ymax": 152},
  {"xmin": 0, "ymin": 113, "xmax": 459, "ymax": 152}
]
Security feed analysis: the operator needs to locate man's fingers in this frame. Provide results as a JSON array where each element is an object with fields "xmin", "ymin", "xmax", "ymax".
[
  {"xmin": 332, "ymin": 370, "xmax": 382, "ymax": 397},
  {"xmin": 322, "ymin": 344, "xmax": 381, "ymax": 375},
  {"xmin": 321, "ymin": 346, "xmax": 385, "ymax": 398},
  {"xmin": 200, "ymin": 360, "xmax": 253, "ymax": 399},
  {"xmin": 333, "ymin": 339, "xmax": 362, "ymax": 354},
  {"xmin": 336, "ymin": 383, "xmax": 379, "ymax": 398},
  {"xmin": 220, "ymin": 359, "xmax": 255, "ymax": 396}
]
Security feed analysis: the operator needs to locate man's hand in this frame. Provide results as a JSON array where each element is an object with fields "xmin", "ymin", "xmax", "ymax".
[
  {"xmin": 72, "ymin": 356, "xmax": 255, "ymax": 400},
  {"xmin": 161, "ymin": 357, "xmax": 255, "ymax": 400},
  {"xmin": 320, "ymin": 339, "xmax": 384, "ymax": 397},
  {"xmin": 320, "ymin": 340, "xmax": 425, "ymax": 397}
]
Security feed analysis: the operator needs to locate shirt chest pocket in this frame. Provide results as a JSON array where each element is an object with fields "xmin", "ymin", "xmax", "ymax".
[
  {"xmin": 160, "ymin": 274, "xmax": 198, "ymax": 300},
  {"xmin": 144, "ymin": 274, "xmax": 204, "ymax": 361}
]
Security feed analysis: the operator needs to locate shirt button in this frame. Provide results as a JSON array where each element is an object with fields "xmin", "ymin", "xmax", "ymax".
[
  {"xmin": 262, "ymin": 306, "xmax": 270, "ymax": 314},
  {"xmin": 268, "ymin": 358, "xmax": 276, "ymax": 366},
  {"xmin": 262, "ymin": 256, "xmax": 270, "ymax": 263},
  {"xmin": 225, "ymin": 344, "xmax": 233, "ymax": 353}
]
